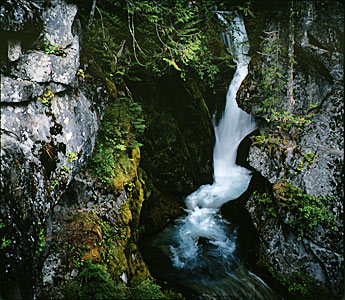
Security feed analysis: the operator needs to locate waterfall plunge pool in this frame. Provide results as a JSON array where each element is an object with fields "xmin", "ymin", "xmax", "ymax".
[{"xmin": 140, "ymin": 204, "xmax": 281, "ymax": 300}]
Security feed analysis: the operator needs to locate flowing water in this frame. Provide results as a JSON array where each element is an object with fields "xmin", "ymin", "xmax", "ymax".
[{"xmin": 143, "ymin": 13, "xmax": 280, "ymax": 300}]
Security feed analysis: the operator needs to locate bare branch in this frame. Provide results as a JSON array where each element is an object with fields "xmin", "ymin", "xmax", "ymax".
[{"xmin": 88, "ymin": 0, "xmax": 97, "ymax": 27}]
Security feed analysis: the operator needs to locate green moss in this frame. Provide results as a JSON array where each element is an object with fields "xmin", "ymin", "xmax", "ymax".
[
  {"xmin": 89, "ymin": 97, "xmax": 145, "ymax": 189},
  {"xmin": 106, "ymin": 245, "xmax": 128, "ymax": 279},
  {"xmin": 60, "ymin": 211, "xmax": 131, "ymax": 277},
  {"xmin": 253, "ymin": 181, "xmax": 336, "ymax": 239}
]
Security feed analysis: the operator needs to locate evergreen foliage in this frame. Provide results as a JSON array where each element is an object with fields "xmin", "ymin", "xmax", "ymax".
[
  {"xmin": 84, "ymin": 0, "xmax": 238, "ymax": 86},
  {"xmin": 266, "ymin": 266, "xmax": 330, "ymax": 300},
  {"xmin": 131, "ymin": 279, "xmax": 166, "ymax": 299},
  {"xmin": 253, "ymin": 29, "xmax": 314, "ymax": 146}
]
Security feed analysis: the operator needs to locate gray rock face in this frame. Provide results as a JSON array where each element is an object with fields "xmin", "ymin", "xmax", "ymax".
[
  {"xmin": 0, "ymin": 0, "xmax": 102, "ymax": 299},
  {"xmin": 8, "ymin": 40, "xmax": 22, "ymax": 62},
  {"xmin": 36, "ymin": 170, "xmax": 126, "ymax": 298},
  {"xmin": 42, "ymin": 0, "xmax": 77, "ymax": 45},
  {"xmin": 10, "ymin": 35, "xmax": 79, "ymax": 85},
  {"xmin": 238, "ymin": 1, "xmax": 344, "ymax": 297},
  {"xmin": 0, "ymin": 0, "xmax": 42, "ymax": 32},
  {"xmin": 1, "ymin": 76, "xmax": 40, "ymax": 103}
]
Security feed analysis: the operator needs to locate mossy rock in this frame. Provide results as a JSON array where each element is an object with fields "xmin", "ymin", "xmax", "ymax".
[
  {"xmin": 107, "ymin": 243, "xmax": 129, "ymax": 280},
  {"xmin": 127, "ymin": 243, "xmax": 152, "ymax": 286}
]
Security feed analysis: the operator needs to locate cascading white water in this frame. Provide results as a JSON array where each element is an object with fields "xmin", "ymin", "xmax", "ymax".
[
  {"xmin": 146, "ymin": 12, "xmax": 280, "ymax": 299},
  {"xmin": 170, "ymin": 13, "xmax": 256, "ymax": 269}
]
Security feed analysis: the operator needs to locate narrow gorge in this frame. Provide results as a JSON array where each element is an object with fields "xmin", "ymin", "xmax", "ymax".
[{"xmin": 0, "ymin": 1, "xmax": 343, "ymax": 300}]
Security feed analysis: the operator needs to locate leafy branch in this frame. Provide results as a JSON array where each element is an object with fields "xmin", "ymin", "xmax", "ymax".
[{"xmin": 84, "ymin": 0, "xmax": 235, "ymax": 86}]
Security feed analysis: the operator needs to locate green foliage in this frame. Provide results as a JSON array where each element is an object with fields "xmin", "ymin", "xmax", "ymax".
[
  {"xmin": 253, "ymin": 182, "xmax": 336, "ymax": 239},
  {"xmin": 84, "ymin": 0, "xmax": 235, "ymax": 86},
  {"xmin": 267, "ymin": 265, "xmax": 329, "ymax": 300},
  {"xmin": 254, "ymin": 29, "xmax": 314, "ymax": 143},
  {"xmin": 35, "ymin": 222, "xmax": 46, "ymax": 256},
  {"xmin": 252, "ymin": 191, "xmax": 277, "ymax": 217},
  {"xmin": 60, "ymin": 165, "xmax": 70, "ymax": 176},
  {"xmin": 96, "ymin": 215, "xmax": 128, "ymax": 255},
  {"xmin": 263, "ymin": 111, "xmax": 314, "ymax": 131},
  {"xmin": 50, "ymin": 179, "xmax": 58, "ymax": 190},
  {"xmin": 308, "ymin": 103, "xmax": 318, "ymax": 110},
  {"xmin": 296, "ymin": 152, "xmax": 317, "ymax": 174},
  {"xmin": 90, "ymin": 97, "xmax": 145, "ymax": 184},
  {"xmin": 292, "ymin": 194, "xmax": 335, "ymax": 239},
  {"xmin": 77, "ymin": 68, "xmax": 85, "ymax": 78},
  {"xmin": 65, "ymin": 260, "xmax": 169, "ymax": 300},
  {"xmin": 65, "ymin": 260, "xmax": 127, "ymax": 299},
  {"xmin": 1, "ymin": 237, "xmax": 11, "ymax": 250},
  {"xmin": 44, "ymin": 41, "xmax": 66, "ymax": 56},
  {"xmin": 0, "ymin": 219, "xmax": 11, "ymax": 250},
  {"xmin": 290, "ymin": 1, "xmax": 310, "ymax": 17},
  {"xmin": 237, "ymin": 1, "xmax": 255, "ymax": 18},
  {"xmin": 102, "ymin": 97, "xmax": 145, "ymax": 150},
  {"xmin": 66, "ymin": 152, "xmax": 78, "ymax": 162},
  {"xmin": 131, "ymin": 279, "xmax": 166, "ymax": 299},
  {"xmin": 38, "ymin": 89, "xmax": 55, "ymax": 106},
  {"xmin": 44, "ymin": 41, "xmax": 60, "ymax": 54}
]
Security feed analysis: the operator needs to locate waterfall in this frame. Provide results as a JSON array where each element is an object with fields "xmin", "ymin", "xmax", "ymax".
[
  {"xmin": 170, "ymin": 13, "xmax": 256, "ymax": 269},
  {"xmin": 146, "ymin": 13, "xmax": 279, "ymax": 300}
]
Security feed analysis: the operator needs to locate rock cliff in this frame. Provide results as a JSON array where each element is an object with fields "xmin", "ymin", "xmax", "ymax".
[
  {"xmin": 0, "ymin": 0, "xmax": 101, "ymax": 298},
  {"xmin": 0, "ymin": 0, "xmax": 214, "ymax": 298},
  {"xmin": 237, "ymin": 1, "xmax": 344, "ymax": 298}
]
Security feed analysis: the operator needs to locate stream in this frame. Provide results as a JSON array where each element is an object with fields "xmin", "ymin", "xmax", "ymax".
[{"xmin": 142, "ymin": 13, "xmax": 280, "ymax": 300}]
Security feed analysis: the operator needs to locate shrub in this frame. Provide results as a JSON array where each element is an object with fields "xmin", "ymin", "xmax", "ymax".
[
  {"xmin": 84, "ymin": 0, "xmax": 236, "ymax": 86},
  {"xmin": 64, "ymin": 261, "xmax": 127, "ymax": 299},
  {"xmin": 64, "ymin": 261, "xmax": 172, "ymax": 299},
  {"xmin": 132, "ymin": 279, "xmax": 166, "ymax": 299}
]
